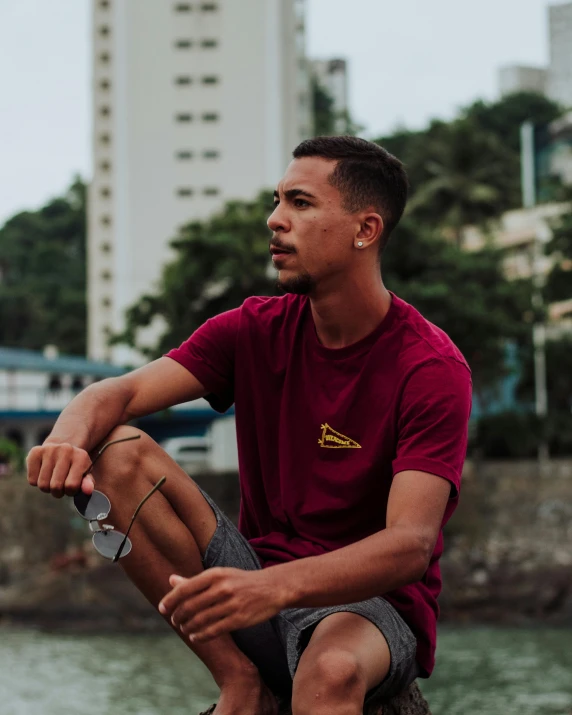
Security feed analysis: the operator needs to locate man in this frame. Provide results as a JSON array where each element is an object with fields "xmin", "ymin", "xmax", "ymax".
[{"xmin": 27, "ymin": 136, "xmax": 471, "ymax": 715}]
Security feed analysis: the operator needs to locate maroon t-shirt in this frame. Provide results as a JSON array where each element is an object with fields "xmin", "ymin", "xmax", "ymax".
[{"xmin": 166, "ymin": 293, "xmax": 472, "ymax": 676}]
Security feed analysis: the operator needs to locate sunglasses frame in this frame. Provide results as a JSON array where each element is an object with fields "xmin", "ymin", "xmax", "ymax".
[{"xmin": 73, "ymin": 434, "xmax": 166, "ymax": 562}]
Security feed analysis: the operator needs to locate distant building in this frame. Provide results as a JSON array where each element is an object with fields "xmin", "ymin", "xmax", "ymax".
[
  {"xmin": 498, "ymin": 2, "xmax": 572, "ymax": 107},
  {"xmin": 0, "ymin": 346, "xmax": 124, "ymax": 453},
  {"xmin": 547, "ymin": 1, "xmax": 572, "ymax": 107},
  {"xmin": 498, "ymin": 65, "xmax": 548, "ymax": 97},
  {"xmin": 311, "ymin": 58, "xmax": 349, "ymax": 133},
  {"xmin": 0, "ymin": 345, "xmax": 238, "ymax": 470},
  {"xmin": 88, "ymin": 0, "xmax": 311, "ymax": 365},
  {"xmin": 462, "ymin": 202, "xmax": 572, "ymax": 334}
]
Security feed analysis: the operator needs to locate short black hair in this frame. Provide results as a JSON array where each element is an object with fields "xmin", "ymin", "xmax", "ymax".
[{"xmin": 292, "ymin": 136, "xmax": 409, "ymax": 253}]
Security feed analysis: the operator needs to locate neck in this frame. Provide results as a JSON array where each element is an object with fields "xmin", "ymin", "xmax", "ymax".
[{"xmin": 309, "ymin": 268, "xmax": 391, "ymax": 349}]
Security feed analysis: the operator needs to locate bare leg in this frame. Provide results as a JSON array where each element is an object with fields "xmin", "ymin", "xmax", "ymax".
[
  {"xmin": 90, "ymin": 426, "xmax": 278, "ymax": 715},
  {"xmin": 291, "ymin": 612, "xmax": 391, "ymax": 715}
]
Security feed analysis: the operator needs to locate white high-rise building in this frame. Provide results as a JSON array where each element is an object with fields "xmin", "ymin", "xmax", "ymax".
[
  {"xmin": 88, "ymin": 0, "xmax": 311, "ymax": 364},
  {"xmin": 547, "ymin": 2, "xmax": 572, "ymax": 108},
  {"xmin": 498, "ymin": 65, "xmax": 548, "ymax": 98}
]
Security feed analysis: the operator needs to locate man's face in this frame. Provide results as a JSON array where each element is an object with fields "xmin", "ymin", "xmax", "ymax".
[{"xmin": 267, "ymin": 157, "xmax": 361, "ymax": 295}]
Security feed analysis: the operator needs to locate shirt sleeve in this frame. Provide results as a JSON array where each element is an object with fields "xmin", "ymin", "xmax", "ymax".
[
  {"xmin": 164, "ymin": 307, "xmax": 241, "ymax": 413},
  {"xmin": 392, "ymin": 358, "xmax": 472, "ymax": 495}
]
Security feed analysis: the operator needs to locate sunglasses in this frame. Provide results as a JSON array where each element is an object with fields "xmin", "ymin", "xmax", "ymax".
[{"xmin": 73, "ymin": 434, "xmax": 166, "ymax": 562}]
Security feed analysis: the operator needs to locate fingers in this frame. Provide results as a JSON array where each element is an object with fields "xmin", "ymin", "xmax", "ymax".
[
  {"xmin": 26, "ymin": 446, "xmax": 43, "ymax": 487},
  {"xmin": 66, "ymin": 450, "xmax": 93, "ymax": 496},
  {"xmin": 171, "ymin": 586, "xmax": 225, "ymax": 630},
  {"xmin": 36, "ymin": 447, "xmax": 57, "ymax": 493},
  {"xmin": 180, "ymin": 604, "xmax": 235, "ymax": 642},
  {"xmin": 27, "ymin": 443, "xmax": 93, "ymax": 497},
  {"xmin": 48, "ymin": 446, "xmax": 73, "ymax": 498},
  {"xmin": 80, "ymin": 474, "xmax": 95, "ymax": 495},
  {"xmin": 159, "ymin": 570, "xmax": 216, "ymax": 616}
]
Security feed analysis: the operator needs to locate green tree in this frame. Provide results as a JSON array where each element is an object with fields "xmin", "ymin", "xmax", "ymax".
[
  {"xmin": 383, "ymin": 217, "xmax": 532, "ymax": 391},
  {"xmin": 375, "ymin": 92, "xmax": 563, "ymax": 229},
  {"xmin": 114, "ymin": 192, "xmax": 531, "ymax": 397},
  {"xmin": 544, "ymin": 201, "xmax": 572, "ymax": 304},
  {"xmin": 462, "ymin": 91, "xmax": 562, "ymax": 155},
  {"xmin": 516, "ymin": 336, "xmax": 572, "ymax": 455},
  {"xmin": 112, "ymin": 191, "xmax": 278, "ymax": 358},
  {"xmin": 0, "ymin": 178, "xmax": 87, "ymax": 355},
  {"xmin": 404, "ymin": 119, "xmax": 513, "ymax": 244},
  {"xmin": 311, "ymin": 76, "xmax": 336, "ymax": 136}
]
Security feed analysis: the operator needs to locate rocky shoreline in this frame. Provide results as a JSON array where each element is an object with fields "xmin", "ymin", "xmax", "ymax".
[{"xmin": 1, "ymin": 459, "xmax": 572, "ymax": 630}]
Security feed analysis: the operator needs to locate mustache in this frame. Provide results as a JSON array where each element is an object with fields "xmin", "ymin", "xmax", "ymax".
[{"xmin": 269, "ymin": 237, "xmax": 296, "ymax": 253}]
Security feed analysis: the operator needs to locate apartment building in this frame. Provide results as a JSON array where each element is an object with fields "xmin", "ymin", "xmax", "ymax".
[{"xmin": 88, "ymin": 0, "xmax": 311, "ymax": 363}]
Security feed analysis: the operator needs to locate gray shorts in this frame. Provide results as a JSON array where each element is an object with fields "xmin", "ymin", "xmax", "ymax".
[{"xmin": 200, "ymin": 489, "xmax": 420, "ymax": 703}]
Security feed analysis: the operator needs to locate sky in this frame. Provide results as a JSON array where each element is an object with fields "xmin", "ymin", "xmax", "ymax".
[{"xmin": 0, "ymin": 0, "xmax": 555, "ymax": 226}]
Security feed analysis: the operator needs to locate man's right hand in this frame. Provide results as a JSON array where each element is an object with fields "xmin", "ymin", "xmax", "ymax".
[{"xmin": 27, "ymin": 442, "xmax": 95, "ymax": 498}]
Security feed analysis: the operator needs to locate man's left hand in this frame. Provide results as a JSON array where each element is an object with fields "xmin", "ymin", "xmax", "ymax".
[{"xmin": 158, "ymin": 567, "xmax": 289, "ymax": 643}]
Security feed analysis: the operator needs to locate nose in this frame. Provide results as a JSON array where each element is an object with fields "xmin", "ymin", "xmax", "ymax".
[{"xmin": 267, "ymin": 203, "xmax": 290, "ymax": 233}]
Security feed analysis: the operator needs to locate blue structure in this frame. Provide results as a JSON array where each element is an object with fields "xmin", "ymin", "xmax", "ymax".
[{"xmin": 0, "ymin": 346, "xmax": 229, "ymax": 453}]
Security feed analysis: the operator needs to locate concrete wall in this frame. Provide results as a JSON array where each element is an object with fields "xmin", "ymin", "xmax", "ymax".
[{"xmin": 441, "ymin": 458, "xmax": 572, "ymax": 622}]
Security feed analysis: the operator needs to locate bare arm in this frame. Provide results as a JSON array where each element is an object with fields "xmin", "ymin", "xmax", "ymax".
[
  {"xmin": 271, "ymin": 469, "xmax": 451, "ymax": 606},
  {"xmin": 27, "ymin": 357, "xmax": 206, "ymax": 496},
  {"xmin": 159, "ymin": 470, "xmax": 453, "ymax": 641}
]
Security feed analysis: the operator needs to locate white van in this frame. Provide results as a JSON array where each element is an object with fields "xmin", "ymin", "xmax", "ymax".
[{"xmin": 160, "ymin": 435, "xmax": 211, "ymax": 474}]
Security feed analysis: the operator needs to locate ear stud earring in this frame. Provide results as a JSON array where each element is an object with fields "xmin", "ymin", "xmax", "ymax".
[{"xmin": 357, "ymin": 241, "xmax": 363, "ymax": 247}]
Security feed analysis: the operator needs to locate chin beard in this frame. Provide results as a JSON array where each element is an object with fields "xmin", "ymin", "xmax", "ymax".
[{"xmin": 277, "ymin": 272, "xmax": 315, "ymax": 295}]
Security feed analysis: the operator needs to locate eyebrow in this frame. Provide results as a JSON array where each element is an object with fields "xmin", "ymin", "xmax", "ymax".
[{"xmin": 273, "ymin": 188, "xmax": 317, "ymax": 201}]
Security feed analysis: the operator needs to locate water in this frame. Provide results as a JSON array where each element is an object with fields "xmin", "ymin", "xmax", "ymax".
[{"xmin": 0, "ymin": 626, "xmax": 570, "ymax": 715}]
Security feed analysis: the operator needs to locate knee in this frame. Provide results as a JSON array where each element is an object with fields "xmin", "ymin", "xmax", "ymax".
[
  {"xmin": 292, "ymin": 649, "xmax": 365, "ymax": 714},
  {"xmin": 91, "ymin": 426, "xmax": 150, "ymax": 490}
]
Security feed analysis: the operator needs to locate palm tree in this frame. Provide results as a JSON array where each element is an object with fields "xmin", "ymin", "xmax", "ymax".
[{"xmin": 405, "ymin": 119, "xmax": 515, "ymax": 246}]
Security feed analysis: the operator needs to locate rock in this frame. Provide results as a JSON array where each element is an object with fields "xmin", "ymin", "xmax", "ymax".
[{"xmin": 198, "ymin": 680, "xmax": 431, "ymax": 715}]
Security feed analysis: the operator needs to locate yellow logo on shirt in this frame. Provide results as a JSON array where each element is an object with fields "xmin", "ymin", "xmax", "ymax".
[{"xmin": 318, "ymin": 423, "xmax": 362, "ymax": 449}]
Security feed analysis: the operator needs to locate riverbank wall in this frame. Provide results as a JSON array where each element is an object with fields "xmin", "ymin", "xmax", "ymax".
[{"xmin": 0, "ymin": 459, "xmax": 571, "ymax": 628}]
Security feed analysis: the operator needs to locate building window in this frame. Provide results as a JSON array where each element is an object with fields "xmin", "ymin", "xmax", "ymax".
[
  {"xmin": 100, "ymin": 186, "xmax": 111, "ymax": 198},
  {"xmin": 99, "ymin": 78, "xmax": 111, "ymax": 90},
  {"xmin": 101, "ymin": 242, "xmax": 112, "ymax": 253},
  {"xmin": 99, "ymin": 52, "xmax": 111, "ymax": 63},
  {"xmin": 48, "ymin": 375, "xmax": 62, "ymax": 392},
  {"xmin": 99, "ymin": 160, "xmax": 111, "ymax": 172},
  {"xmin": 175, "ymin": 76, "xmax": 193, "ymax": 86},
  {"xmin": 177, "ymin": 187, "xmax": 194, "ymax": 197},
  {"xmin": 175, "ymin": 39, "xmax": 193, "ymax": 48},
  {"xmin": 101, "ymin": 297, "xmax": 112, "ymax": 308},
  {"xmin": 6, "ymin": 429, "xmax": 23, "ymax": 448},
  {"xmin": 71, "ymin": 376, "xmax": 84, "ymax": 391},
  {"xmin": 202, "ymin": 112, "xmax": 219, "ymax": 122},
  {"xmin": 201, "ymin": 39, "xmax": 218, "ymax": 48},
  {"xmin": 201, "ymin": 75, "xmax": 219, "ymax": 85},
  {"xmin": 99, "ymin": 0, "xmax": 110, "ymax": 9},
  {"xmin": 200, "ymin": 3, "xmax": 218, "ymax": 10},
  {"xmin": 175, "ymin": 3, "xmax": 192, "ymax": 11},
  {"xmin": 99, "ymin": 133, "xmax": 111, "ymax": 145},
  {"xmin": 101, "ymin": 215, "xmax": 111, "ymax": 226},
  {"xmin": 176, "ymin": 113, "xmax": 193, "ymax": 122},
  {"xmin": 203, "ymin": 149, "xmax": 219, "ymax": 159},
  {"xmin": 99, "ymin": 105, "xmax": 111, "ymax": 117},
  {"xmin": 176, "ymin": 150, "xmax": 194, "ymax": 159},
  {"xmin": 101, "ymin": 270, "xmax": 112, "ymax": 281},
  {"xmin": 99, "ymin": 26, "xmax": 110, "ymax": 37},
  {"xmin": 203, "ymin": 187, "xmax": 220, "ymax": 196}
]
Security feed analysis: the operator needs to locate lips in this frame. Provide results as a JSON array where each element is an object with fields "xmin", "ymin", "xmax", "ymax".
[{"xmin": 270, "ymin": 247, "xmax": 292, "ymax": 256}]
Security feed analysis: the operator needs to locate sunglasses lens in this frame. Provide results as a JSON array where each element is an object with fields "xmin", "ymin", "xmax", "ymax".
[
  {"xmin": 74, "ymin": 490, "xmax": 111, "ymax": 521},
  {"xmin": 92, "ymin": 530, "xmax": 132, "ymax": 560}
]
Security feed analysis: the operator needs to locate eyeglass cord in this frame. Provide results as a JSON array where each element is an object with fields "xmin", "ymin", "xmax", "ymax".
[
  {"xmin": 112, "ymin": 476, "xmax": 167, "ymax": 562},
  {"xmin": 82, "ymin": 434, "xmax": 142, "ymax": 478},
  {"xmin": 78, "ymin": 432, "xmax": 167, "ymax": 562}
]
